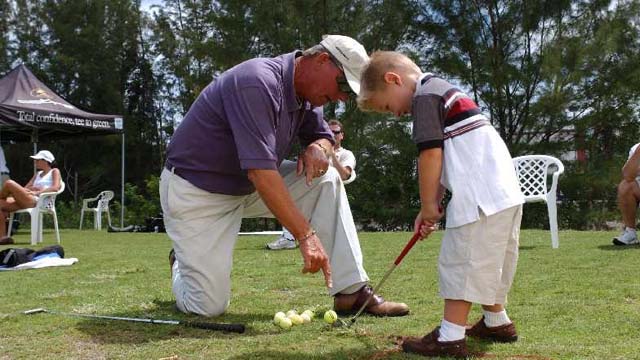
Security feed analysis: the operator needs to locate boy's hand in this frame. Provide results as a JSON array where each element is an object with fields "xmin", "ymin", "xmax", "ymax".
[
  {"xmin": 422, "ymin": 203, "xmax": 444, "ymax": 224},
  {"xmin": 414, "ymin": 211, "xmax": 438, "ymax": 240}
]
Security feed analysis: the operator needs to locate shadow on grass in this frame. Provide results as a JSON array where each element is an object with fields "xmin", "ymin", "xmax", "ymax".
[
  {"xmin": 225, "ymin": 349, "xmax": 402, "ymax": 360},
  {"xmin": 75, "ymin": 300, "xmax": 273, "ymax": 344},
  {"xmin": 222, "ymin": 338, "xmax": 498, "ymax": 360},
  {"xmin": 518, "ymin": 246, "xmax": 536, "ymax": 251},
  {"xmin": 597, "ymin": 244, "xmax": 640, "ymax": 251}
]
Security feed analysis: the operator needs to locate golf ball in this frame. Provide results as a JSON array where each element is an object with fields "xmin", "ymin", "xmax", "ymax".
[
  {"xmin": 286, "ymin": 310, "xmax": 298, "ymax": 317},
  {"xmin": 300, "ymin": 313, "xmax": 311, "ymax": 323},
  {"xmin": 302, "ymin": 309, "xmax": 314, "ymax": 318},
  {"xmin": 323, "ymin": 310, "xmax": 338, "ymax": 324},
  {"xmin": 274, "ymin": 311, "xmax": 286, "ymax": 325},
  {"xmin": 290, "ymin": 314, "xmax": 304, "ymax": 325},
  {"xmin": 279, "ymin": 317, "xmax": 292, "ymax": 329}
]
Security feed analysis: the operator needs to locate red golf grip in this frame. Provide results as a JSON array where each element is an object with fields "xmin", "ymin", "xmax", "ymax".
[{"xmin": 394, "ymin": 231, "xmax": 422, "ymax": 266}]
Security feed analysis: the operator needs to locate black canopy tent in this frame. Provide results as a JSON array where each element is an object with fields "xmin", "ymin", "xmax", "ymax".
[{"xmin": 0, "ymin": 64, "xmax": 126, "ymax": 227}]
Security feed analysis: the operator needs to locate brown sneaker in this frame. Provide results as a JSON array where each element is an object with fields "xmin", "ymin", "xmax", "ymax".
[
  {"xmin": 402, "ymin": 327, "xmax": 469, "ymax": 358},
  {"xmin": 0, "ymin": 236, "xmax": 14, "ymax": 245},
  {"xmin": 466, "ymin": 316, "xmax": 518, "ymax": 343},
  {"xmin": 333, "ymin": 285, "xmax": 410, "ymax": 317}
]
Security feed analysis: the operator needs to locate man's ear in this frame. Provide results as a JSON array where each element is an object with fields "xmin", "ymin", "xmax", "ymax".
[
  {"xmin": 383, "ymin": 72, "xmax": 403, "ymax": 86},
  {"xmin": 317, "ymin": 52, "xmax": 333, "ymax": 66}
]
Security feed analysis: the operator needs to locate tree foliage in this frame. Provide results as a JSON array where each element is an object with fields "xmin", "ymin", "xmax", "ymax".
[{"xmin": 0, "ymin": 0, "xmax": 638, "ymax": 229}]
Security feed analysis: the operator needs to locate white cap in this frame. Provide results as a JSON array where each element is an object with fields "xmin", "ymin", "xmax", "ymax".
[
  {"xmin": 320, "ymin": 35, "xmax": 369, "ymax": 95},
  {"xmin": 30, "ymin": 150, "xmax": 55, "ymax": 163}
]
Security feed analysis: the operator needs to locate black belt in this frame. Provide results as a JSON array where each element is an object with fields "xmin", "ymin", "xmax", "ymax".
[{"xmin": 0, "ymin": 172, "xmax": 9, "ymax": 175}]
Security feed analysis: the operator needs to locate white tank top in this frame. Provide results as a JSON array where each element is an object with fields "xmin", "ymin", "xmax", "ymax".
[{"xmin": 34, "ymin": 170, "xmax": 54, "ymax": 190}]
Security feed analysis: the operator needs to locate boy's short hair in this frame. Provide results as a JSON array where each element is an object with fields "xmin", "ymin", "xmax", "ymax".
[{"xmin": 357, "ymin": 51, "xmax": 421, "ymax": 111}]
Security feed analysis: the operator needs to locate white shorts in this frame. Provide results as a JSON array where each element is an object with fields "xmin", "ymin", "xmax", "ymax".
[{"xmin": 438, "ymin": 204, "xmax": 523, "ymax": 305}]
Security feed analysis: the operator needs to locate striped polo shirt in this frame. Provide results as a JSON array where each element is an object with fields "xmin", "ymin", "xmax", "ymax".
[{"xmin": 412, "ymin": 74, "xmax": 524, "ymax": 228}]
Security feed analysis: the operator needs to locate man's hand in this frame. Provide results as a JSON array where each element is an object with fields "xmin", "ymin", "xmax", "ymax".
[
  {"xmin": 297, "ymin": 142, "xmax": 330, "ymax": 186},
  {"xmin": 298, "ymin": 233, "xmax": 332, "ymax": 288}
]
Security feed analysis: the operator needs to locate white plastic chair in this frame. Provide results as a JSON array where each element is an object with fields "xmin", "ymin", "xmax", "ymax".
[
  {"xmin": 8, "ymin": 181, "xmax": 66, "ymax": 245},
  {"xmin": 79, "ymin": 190, "xmax": 114, "ymax": 230},
  {"xmin": 513, "ymin": 155, "xmax": 565, "ymax": 248}
]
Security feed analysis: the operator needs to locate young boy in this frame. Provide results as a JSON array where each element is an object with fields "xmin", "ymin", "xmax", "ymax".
[{"xmin": 358, "ymin": 51, "xmax": 524, "ymax": 358}]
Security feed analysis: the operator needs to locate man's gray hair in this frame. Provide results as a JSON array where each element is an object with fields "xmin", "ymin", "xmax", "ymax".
[{"xmin": 302, "ymin": 44, "xmax": 327, "ymax": 57}]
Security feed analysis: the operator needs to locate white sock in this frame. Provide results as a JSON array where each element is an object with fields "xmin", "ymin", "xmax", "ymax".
[
  {"xmin": 482, "ymin": 309, "xmax": 511, "ymax": 327},
  {"xmin": 438, "ymin": 319, "xmax": 466, "ymax": 342},
  {"xmin": 625, "ymin": 227, "xmax": 637, "ymax": 233}
]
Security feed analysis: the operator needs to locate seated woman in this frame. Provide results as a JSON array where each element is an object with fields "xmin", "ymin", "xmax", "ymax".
[{"xmin": 0, "ymin": 150, "xmax": 61, "ymax": 245}]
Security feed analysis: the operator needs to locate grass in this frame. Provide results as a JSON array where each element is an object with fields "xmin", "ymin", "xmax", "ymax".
[{"xmin": 0, "ymin": 228, "xmax": 638, "ymax": 359}]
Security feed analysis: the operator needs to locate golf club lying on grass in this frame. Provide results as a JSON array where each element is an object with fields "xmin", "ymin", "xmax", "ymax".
[
  {"xmin": 335, "ymin": 228, "xmax": 424, "ymax": 328},
  {"xmin": 23, "ymin": 308, "xmax": 245, "ymax": 333}
]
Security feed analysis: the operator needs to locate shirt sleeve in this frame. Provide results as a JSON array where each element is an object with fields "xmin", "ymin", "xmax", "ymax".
[
  {"xmin": 412, "ymin": 94, "xmax": 445, "ymax": 151},
  {"xmin": 338, "ymin": 149, "xmax": 357, "ymax": 184},
  {"xmin": 298, "ymin": 107, "xmax": 335, "ymax": 147},
  {"xmin": 629, "ymin": 143, "xmax": 640, "ymax": 160},
  {"xmin": 223, "ymin": 85, "xmax": 279, "ymax": 170}
]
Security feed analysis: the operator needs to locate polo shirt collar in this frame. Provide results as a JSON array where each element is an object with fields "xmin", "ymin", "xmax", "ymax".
[
  {"xmin": 416, "ymin": 72, "xmax": 435, "ymax": 94},
  {"xmin": 283, "ymin": 50, "xmax": 305, "ymax": 112}
]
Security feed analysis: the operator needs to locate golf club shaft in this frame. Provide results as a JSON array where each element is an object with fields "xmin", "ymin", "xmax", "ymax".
[
  {"xmin": 24, "ymin": 308, "xmax": 245, "ymax": 333},
  {"xmin": 349, "ymin": 231, "xmax": 422, "ymax": 325}
]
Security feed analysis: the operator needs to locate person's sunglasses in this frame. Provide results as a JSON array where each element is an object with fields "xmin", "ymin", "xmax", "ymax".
[
  {"xmin": 328, "ymin": 55, "xmax": 353, "ymax": 94},
  {"xmin": 332, "ymin": 130, "xmax": 343, "ymax": 135}
]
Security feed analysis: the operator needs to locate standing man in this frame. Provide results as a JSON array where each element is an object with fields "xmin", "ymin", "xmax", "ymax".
[
  {"xmin": 267, "ymin": 119, "xmax": 357, "ymax": 250},
  {"xmin": 160, "ymin": 35, "xmax": 409, "ymax": 318},
  {"xmin": 613, "ymin": 142, "xmax": 640, "ymax": 245}
]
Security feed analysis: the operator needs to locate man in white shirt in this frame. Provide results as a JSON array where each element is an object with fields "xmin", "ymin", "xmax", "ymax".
[
  {"xmin": 613, "ymin": 143, "xmax": 640, "ymax": 245},
  {"xmin": 267, "ymin": 119, "xmax": 357, "ymax": 250}
]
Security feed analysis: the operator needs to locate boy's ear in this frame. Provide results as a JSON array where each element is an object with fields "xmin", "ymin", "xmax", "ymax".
[{"xmin": 383, "ymin": 72, "xmax": 403, "ymax": 86}]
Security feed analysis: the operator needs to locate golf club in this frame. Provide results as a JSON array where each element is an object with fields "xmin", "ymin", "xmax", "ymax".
[
  {"xmin": 335, "ymin": 227, "xmax": 424, "ymax": 328},
  {"xmin": 23, "ymin": 308, "xmax": 245, "ymax": 333}
]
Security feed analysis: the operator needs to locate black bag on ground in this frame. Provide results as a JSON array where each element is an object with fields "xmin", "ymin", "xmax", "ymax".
[{"xmin": 0, "ymin": 245, "xmax": 64, "ymax": 267}]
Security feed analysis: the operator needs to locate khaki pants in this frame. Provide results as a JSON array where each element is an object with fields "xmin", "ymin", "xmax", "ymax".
[
  {"xmin": 438, "ymin": 205, "xmax": 522, "ymax": 305},
  {"xmin": 159, "ymin": 161, "xmax": 368, "ymax": 316},
  {"xmin": 0, "ymin": 174, "xmax": 9, "ymax": 187}
]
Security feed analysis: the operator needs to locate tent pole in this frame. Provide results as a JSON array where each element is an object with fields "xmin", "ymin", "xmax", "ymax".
[
  {"xmin": 121, "ymin": 132, "xmax": 125, "ymax": 228},
  {"xmin": 32, "ymin": 129, "xmax": 38, "ymax": 174}
]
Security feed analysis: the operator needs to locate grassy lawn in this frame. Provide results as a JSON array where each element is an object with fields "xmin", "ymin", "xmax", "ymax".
[{"xmin": 0, "ymin": 228, "xmax": 638, "ymax": 359}]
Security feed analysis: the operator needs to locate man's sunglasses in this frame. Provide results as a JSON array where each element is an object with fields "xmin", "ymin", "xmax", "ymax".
[
  {"xmin": 332, "ymin": 130, "xmax": 343, "ymax": 135},
  {"xmin": 328, "ymin": 55, "xmax": 353, "ymax": 94}
]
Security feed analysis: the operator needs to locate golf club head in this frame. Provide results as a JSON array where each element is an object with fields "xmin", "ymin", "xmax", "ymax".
[{"xmin": 331, "ymin": 317, "xmax": 351, "ymax": 328}]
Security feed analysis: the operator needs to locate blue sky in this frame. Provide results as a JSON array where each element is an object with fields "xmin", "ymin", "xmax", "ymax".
[{"xmin": 140, "ymin": 0, "xmax": 163, "ymax": 12}]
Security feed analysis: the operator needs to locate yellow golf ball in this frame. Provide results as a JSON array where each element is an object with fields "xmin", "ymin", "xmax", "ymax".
[
  {"xmin": 274, "ymin": 311, "xmax": 286, "ymax": 325},
  {"xmin": 279, "ymin": 317, "xmax": 293, "ymax": 329},
  {"xmin": 290, "ymin": 314, "xmax": 304, "ymax": 325},
  {"xmin": 302, "ymin": 309, "xmax": 314, "ymax": 318},
  {"xmin": 323, "ymin": 310, "xmax": 338, "ymax": 324},
  {"xmin": 300, "ymin": 313, "xmax": 311, "ymax": 323}
]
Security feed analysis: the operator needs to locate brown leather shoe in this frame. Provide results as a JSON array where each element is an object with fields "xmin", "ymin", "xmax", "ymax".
[
  {"xmin": 402, "ymin": 327, "xmax": 469, "ymax": 358},
  {"xmin": 466, "ymin": 316, "xmax": 518, "ymax": 342},
  {"xmin": 333, "ymin": 285, "xmax": 410, "ymax": 317},
  {"xmin": 0, "ymin": 236, "xmax": 14, "ymax": 245}
]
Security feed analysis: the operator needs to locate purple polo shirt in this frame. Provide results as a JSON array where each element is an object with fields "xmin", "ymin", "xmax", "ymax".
[{"xmin": 166, "ymin": 51, "xmax": 334, "ymax": 195}]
